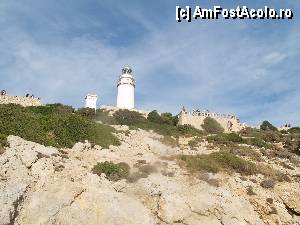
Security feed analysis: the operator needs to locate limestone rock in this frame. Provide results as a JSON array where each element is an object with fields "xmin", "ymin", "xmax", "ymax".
[
  {"xmin": 275, "ymin": 183, "xmax": 300, "ymax": 215},
  {"xmin": 0, "ymin": 131, "xmax": 299, "ymax": 225},
  {"xmin": 0, "ymin": 181, "xmax": 28, "ymax": 225},
  {"xmin": 16, "ymin": 177, "xmax": 85, "ymax": 225}
]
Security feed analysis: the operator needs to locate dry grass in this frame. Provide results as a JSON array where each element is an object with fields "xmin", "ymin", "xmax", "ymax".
[{"xmin": 178, "ymin": 152, "xmax": 258, "ymax": 176}]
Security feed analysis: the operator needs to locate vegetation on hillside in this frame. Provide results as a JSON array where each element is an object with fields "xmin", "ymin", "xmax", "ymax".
[
  {"xmin": 0, "ymin": 104, "xmax": 120, "ymax": 148},
  {"xmin": 0, "ymin": 133, "xmax": 8, "ymax": 154},
  {"xmin": 201, "ymin": 117, "xmax": 224, "ymax": 134},
  {"xmin": 92, "ymin": 161, "xmax": 130, "ymax": 181},
  {"xmin": 288, "ymin": 127, "xmax": 300, "ymax": 133},
  {"xmin": 178, "ymin": 152, "xmax": 257, "ymax": 175},
  {"xmin": 97, "ymin": 109, "xmax": 204, "ymax": 138},
  {"xmin": 178, "ymin": 151, "xmax": 291, "ymax": 185}
]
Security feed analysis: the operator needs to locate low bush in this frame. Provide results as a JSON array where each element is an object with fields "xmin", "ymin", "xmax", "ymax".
[
  {"xmin": 207, "ymin": 133, "xmax": 243, "ymax": 145},
  {"xmin": 226, "ymin": 146, "xmax": 262, "ymax": 161},
  {"xmin": 202, "ymin": 117, "xmax": 224, "ymax": 134},
  {"xmin": 260, "ymin": 179, "xmax": 276, "ymax": 189},
  {"xmin": 239, "ymin": 127, "xmax": 282, "ymax": 143},
  {"xmin": 147, "ymin": 110, "xmax": 178, "ymax": 126},
  {"xmin": 178, "ymin": 152, "xmax": 257, "ymax": 175},
  {"xmin": 92, "ymin": 161, "xmax": 130, "ymax": 181},
  {"xmin": 177, "ymin": 124, "xmax": 205, "ymax": 137},
  {"xmin": 0, "ymin": 133, "xmax": 7, "ymax": 147},
  {"xmin": 245, "ymin": 137, "xmax": 272, "ymax": 149},
  {"xmin": 188, "ymin": 138, "xmax": 200, "ymax": 149},
  {"xmin": 76, "ymin": 107, "xmax": 95, "ymax": 119},
  {"xmin": 0, "ymin": 104, "xmax": 120, "ymax": 148},
  {"xmin": 0, "ymin": 133, "xmax": 8, "ymax": 154},
  {"xmin": 95, "ymin": 109, "xmax": 117, "ymax": 125},
  {"xmin": 288, "ymin": 127, "xmax": 300, "ymax": 134},
  {"xmin": 114, "ymin": 109, "xmax": 146, "ymax": 125}
]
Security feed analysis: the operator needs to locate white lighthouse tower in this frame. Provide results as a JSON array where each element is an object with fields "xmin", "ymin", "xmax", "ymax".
[{"xmin": 117, "ymin": 65, "xmax": 135, "ymax": 109}]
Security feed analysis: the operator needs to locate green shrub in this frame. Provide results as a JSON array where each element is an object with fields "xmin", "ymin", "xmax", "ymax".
[
  {"xmin": 207, "ymin": 133, "xmax": 243, "ymax": 145},
  {"xmin": 76, "ymin": 107, "xmax": 95, "ymax": 119},
  {"xmin": 178, "ymin": 152, "xmax": 257, "ymax": 175},
  {"xmin": 147, "ymin": 111, "xmax": 178, "ymax": 126},
  {"xmin": 172, "ymin": 115, "xmax": 179, "ymax": 126},
  {"xmin": 188, "ymin": 138, "xmax": 200, "ymax": 149},
  {"xmin": 202, "ymin": 117, "xmax": 224, "ymax": 134},
  {"xmin": 147, "ymin": 110, "xmax": 163, "ymax": 123},
  {"xmin": 177, "ymin": 124, "xmax": 205, "ymax": 137},
  {"xmin": 0, "ymin": 133, "xmax": 8, "ymax": 154},
  {"xmin": 29, "ymin": 103, "xmax": 75, "ymax": 115},
  {"xmin": 0, "ymin": 104, "xmax": 120, "ymax": 148},
  {"xmin": 114, "ymin": 109, "xmax": 146, "ymax": 125},
  {"xmin": 240, "ymin": 127, "xmax": 282, "ymax": 143},
  {"xmin": 245, "ymin": 137, "xmax": 272, "ymax": 149},
  {"xmin": 161, "ymin": 112, "xmax": 175, "ymax": 125},
  {"xmin": 92, "ymin": 161, "xmax": 130, "ymax": 181},
  {"xmin": 0, "ymin": 133, "xmax": 7, "ymax": 146},
  {"xmin": 95, "ymin": 109, "xmax": 116, "ymax": 125},
  {"xmin": 260, "ymin": 121, "xmax": 277, "ymax": 131},
  {"xmin": 288, "ymin": 127, "xmax": 300, "ymax": 134}
]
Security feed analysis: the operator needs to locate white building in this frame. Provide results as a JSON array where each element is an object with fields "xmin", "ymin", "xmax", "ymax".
[
  {"xmin": 85, "ymin": 94, "xmax": 98, "ymax": 110},
  {"xmin": 117, "ymin": 65, "xmax": 135, "ymax": 109}
]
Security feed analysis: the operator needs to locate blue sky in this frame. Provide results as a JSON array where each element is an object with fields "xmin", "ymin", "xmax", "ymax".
[{"xmin": 0, "ymin": 0, "xmax": 299, "ymax": 126}]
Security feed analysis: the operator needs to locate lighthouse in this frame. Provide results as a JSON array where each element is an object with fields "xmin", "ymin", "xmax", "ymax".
[{"xmin": 117, "ymin": 65, "xmax": 135, "ymax": 109}]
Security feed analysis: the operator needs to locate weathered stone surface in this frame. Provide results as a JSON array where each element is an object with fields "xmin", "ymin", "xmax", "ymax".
[
  {"xmin": 275, "ymin": 183, "xmax": 300, "ymax": 215},
  {"xmin": 0, "ymin": 130, "xmax": 299, "ymax": 225}
]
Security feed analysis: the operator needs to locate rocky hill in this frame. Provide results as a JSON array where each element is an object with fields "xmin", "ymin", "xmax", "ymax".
[{"xmin": 0, "ymin": 106, "xmax": 300, "ymax": 225}]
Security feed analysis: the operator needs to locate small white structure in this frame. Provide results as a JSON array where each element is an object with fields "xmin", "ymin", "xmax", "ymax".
[
  {"xmin": 117, "ymin": 65, "xmax": 135, "ymax": 109},
  {"xmin": 85, "ymin": 94, "xmax": 98, "ymax": 110}
]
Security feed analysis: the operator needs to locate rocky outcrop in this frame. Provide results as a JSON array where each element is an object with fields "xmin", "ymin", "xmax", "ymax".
[{"xmin": 0, "ymin": 128, "xmax": 299, "ymax": 225}]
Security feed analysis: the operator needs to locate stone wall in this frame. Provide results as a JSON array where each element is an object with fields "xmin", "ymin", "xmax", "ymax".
[
  {"xmin": 178, "ymin": 111, "xmax": 242, "ymax": 132},
  {"xmin": 0, "ymin": 95, "xmax": 42, "ymax": 107}
]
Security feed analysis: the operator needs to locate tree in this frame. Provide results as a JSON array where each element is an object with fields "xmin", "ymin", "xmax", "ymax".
[
  {"xmin": 202, "ymin": 117, "xmax": 224, "ymax": 134},
  {"xmin": 147, "ymin": 110, "xmax": 163, "ymax": 124},
  {"xmin": 161, "ymin": 112, "xmax": 174, "ymax": 125},
  {"xmin": 260, "ymin": 121, "xmax": 277, "ymax": 131}
]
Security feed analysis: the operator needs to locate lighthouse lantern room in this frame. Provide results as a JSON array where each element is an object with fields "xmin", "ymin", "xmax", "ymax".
[{"xmin": 117, "ymin": 65, "xmax": 135, "ymax": 109}]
